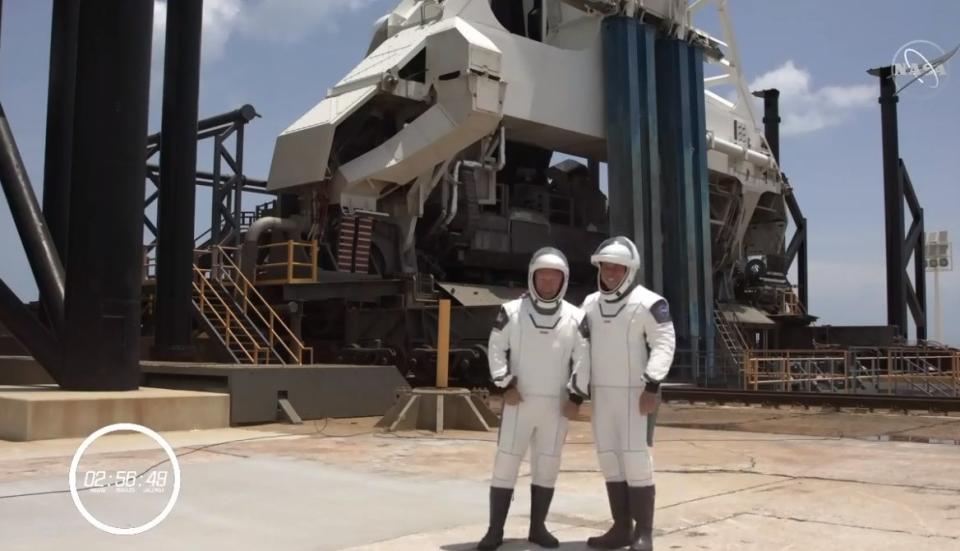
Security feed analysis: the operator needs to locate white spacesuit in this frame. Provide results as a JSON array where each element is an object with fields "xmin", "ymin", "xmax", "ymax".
[
  {"xmin": 478, "ymin": 247, "xmax": 590, "ymax": 551},
  {"xmin": 575, "ymin": 236, "xmax": 676, "ymax": 551}
]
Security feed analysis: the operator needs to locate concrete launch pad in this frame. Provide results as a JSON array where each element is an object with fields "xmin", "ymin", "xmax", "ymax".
[
  {"xmin": 141, "ymin": 361, "xmax": 410, "ymax": 425},
  {"xmin": 0, "ymin": 403, "xmax": 957, "ymax": 549},
  {"xmin": 0, "ymin": 385, "xmax": 229, "ymax": 441},
  {"xmin": 0, "ymin": 355, "xmax": 410, "ymax": 438}
]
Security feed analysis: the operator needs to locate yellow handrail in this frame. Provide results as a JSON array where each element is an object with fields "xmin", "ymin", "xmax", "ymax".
[
  {"xmin": 741, "ymin": 348, "xmax": 960, "ymax": 395},
  {"xmin": 192, "ymin": 266, "xmax": 262, "ymax": 363},
  {"xmin": 257, "ymin": 240, "xmax": 313, "ymax": 249},
  {"xmin": 254, "ymin": 240, "xmax": 318, "ymax": 284},
  {"xmin": 194, "ymin": 273, "xmax": 259, "ymax": 363},
  {"xmin": 212, "ymin": 246, "xmax": 313, "ymax": 364},
  {"xmin": 258, "ymin": 261, "xmax": 314, "ymax": 268},
  {"xmin": 218, "ymin": 269, "xmax": 300, "ymax": 364}
]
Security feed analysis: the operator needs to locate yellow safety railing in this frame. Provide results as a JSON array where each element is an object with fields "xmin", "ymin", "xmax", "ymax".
[
  {"xmin": 192, "ymin": 265, "xmax": 264, "ymax": 363},
  {"xmin": 255, "ymin": 240, "xmax": 319, "ymax": 285},
  {"xmin": 954, "ymin": 353, "xmax": 960, "ymax": 392},
  {"xmin": 209, "ymin": 246, "xmax": 313, "ymax": 365},
  {"xmin": 743, "ymin": 348, "xmax": 960, "ymax": 396}
]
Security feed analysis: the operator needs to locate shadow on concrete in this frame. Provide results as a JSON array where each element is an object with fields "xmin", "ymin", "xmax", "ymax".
[{"xmin": 441, "ymin": 538, "xmax": 590, "ymax": 550}]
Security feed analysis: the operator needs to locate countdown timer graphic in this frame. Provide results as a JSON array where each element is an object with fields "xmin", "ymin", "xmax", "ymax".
[{"xmin": 68, "ymin": 423, "xmax": 182, "ymax": 535}]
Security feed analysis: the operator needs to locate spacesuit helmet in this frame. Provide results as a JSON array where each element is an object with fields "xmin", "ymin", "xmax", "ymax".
[
  {"xmin": 590, "ymin": 236, "xmax": 640, "ymax": 299},
  {"xmin": 527, "ymin": 247, "xmax": 570, "ymax": 313}
]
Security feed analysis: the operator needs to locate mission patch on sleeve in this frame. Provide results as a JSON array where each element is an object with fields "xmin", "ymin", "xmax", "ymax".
[
  {"xmin": 650, "ymin": 299, "xmax": 672, "ymax": 324},
  {"xmin": 493, "ymin": 306, "xmax": 509, "ymax": 330}
]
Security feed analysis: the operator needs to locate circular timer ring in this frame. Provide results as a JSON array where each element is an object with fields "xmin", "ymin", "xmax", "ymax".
[{"xmin": 69, "ymin": 423, "xmax": 182, "ymax": 535}]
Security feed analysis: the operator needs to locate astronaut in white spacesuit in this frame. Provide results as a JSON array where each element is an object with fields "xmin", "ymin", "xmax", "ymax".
[
  {"xmin": 575, "ymin": 236, "xmax": 676, "ymax": 551},
  {"xmin": 478, "ymin": 247, "xmax": 591, "ymax": 550}
]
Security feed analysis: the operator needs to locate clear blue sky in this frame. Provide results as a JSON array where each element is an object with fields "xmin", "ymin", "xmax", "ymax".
[{"xmin": 0, "ymin": 0, "xmax": 958, "ymax": 345}]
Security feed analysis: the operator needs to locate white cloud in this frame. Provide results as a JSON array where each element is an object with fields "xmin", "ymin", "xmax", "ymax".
[
  {"xmin": 152, "ymin": 1, "xmax": 167, "ymax": 70},
  {"xmin": 201, "ymin": 0, "xmax": 243, "ymax": 61},
  {"xmin": 152, "ymin": 0, "xmax": 381, "ymax": 65},
  {"xmin": 750, "ymin": 60, "xmax": 811, "ymax": 97},
  {"xmin": 748, "ymin": 60, "xmax": 875, "ymax": 136}
]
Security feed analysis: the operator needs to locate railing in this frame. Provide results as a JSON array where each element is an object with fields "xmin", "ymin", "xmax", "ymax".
[
  {"xmin": 207, "ymin": 246, "xmax": 313, "ymax": 365},
  {"xmin": 255, "ymin": 199, "xmax": 276, "ymax": 220},
  {"xmin": 145, "ymin": 230, "xmax": 215, "ymax": 281},
  {"xmin": 142, "ymin": 244, "xmax": 157, "ymax": 281},
  {"xmin": 886, "ymin": 349, "xmax": 959, "ymax": 396},
  {"xmin": 192, "ymin": 265, "xmax": 263, "ymax": 363},
  {"xmin": 255, "ymin": 240, "xmax": 318, "ymax": 285},
  {"xmin": 239, "ymin": 211, "xmax": 257, "ymax": 230},
  {"xmin": 781, "ymin": 288, "xmax": 805, "ymax": 315},
  {"xmin": 743, "ymin": 350, "xmax": 848, "ymax": 392},
  {"xmin": 743, "ymin": 348, "xmax": 960, "ymax": 396}
]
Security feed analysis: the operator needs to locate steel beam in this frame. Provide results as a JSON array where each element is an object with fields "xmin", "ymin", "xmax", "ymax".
[
  {"xmin": 0, "ymin": 104, "xmax": 65, "ymax": 334},
  {"xmin": 42, "ymin": 0, "xmax": 80, "ymax": 264},
  {"xmin": 154, "ymin": 0, "xmax": 203, "ymax": 360},
  {"xmin": 62, "ymin": 0, "xmax": 154, "ymax": 390},
  {"xmin": 601, "ymin": 17, "xmax": 661, "ymax": 292},
  {"xmin": 875, "ymin": 66, "xmax": 908, "ymax": 337}
]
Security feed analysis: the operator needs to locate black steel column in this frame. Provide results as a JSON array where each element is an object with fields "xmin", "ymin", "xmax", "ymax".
[
  {"xmin": 42, "ymin": 0, "xmax": 80, "ymax": 264},
  {"xmin": 754, "ymin": 89, "xmax": 780, "ymax": 163},
  {"xmin": 914, "ymin": 208, "xmax": 926, "ymax": 341},
  {"xmin": 875, "ymin": 66, "xmax": 907, "ymax": 338},
  {"xmin": 0, "ymin": 104, "xmax": 66, "ymax": 333},
  {"xmin": 901, "ymin": 161, "xmax": 927, "ymax": 341},
  {"xmin": 62, "ymin": 0, "xmax": 154, "ymax": 390},
  {"xmin": 797, "ymin": 211, "xmax": 808, "ymax": 310},
  {"xmin": 756, "ymin": 88, "xmax": 809, "ymax": 312},
  {"xmin": 154, "ymin": 0, "xmax": 203, "ymax": 360},
  {"xmin": 211, "ymin": 132, "xmax": 224, "ymax": 244},
  {"xmin": 232, "ymin": 123, "xmax": 245, "ymax": 247}
]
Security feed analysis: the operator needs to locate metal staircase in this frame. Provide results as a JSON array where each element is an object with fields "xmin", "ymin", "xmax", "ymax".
[
  {"xmin": 849, "ymin": 349, "xmax": 882, "ymax": 393},
  {"xmin": 714, "ymin": 304, "xmax": 748, "ymax": 370},
  {"xmin": 192, "ymin": 247, "xmax": 313, "ymax": 365},
  {"xmin": 713, "ymin": 303, "xmax": 748, "ymax": 386},
  {"xmin": 900, "ymin": 353, "xmax": 956, "ymax": 397}
]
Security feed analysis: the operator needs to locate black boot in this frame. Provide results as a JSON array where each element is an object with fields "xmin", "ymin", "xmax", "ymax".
[
  {"xmin": 477, "ymin": 487, "xmax": 513, "ymax": 550},
  {"xmin": 528, "ymin": 485, "xmax": 559, "ymax": 548},
  {"xmin": 587, "ymin": 481, "xmax": 632, "ymax": 549},
  {"xmin": 628, "ymin": 485, "xmax": 655, "ymax": 551}
]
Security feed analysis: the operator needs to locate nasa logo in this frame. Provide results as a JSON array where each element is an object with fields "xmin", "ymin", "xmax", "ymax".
[{"xmin": 891, "ymin": 40, "xmax": 955, "ymax": 98}]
